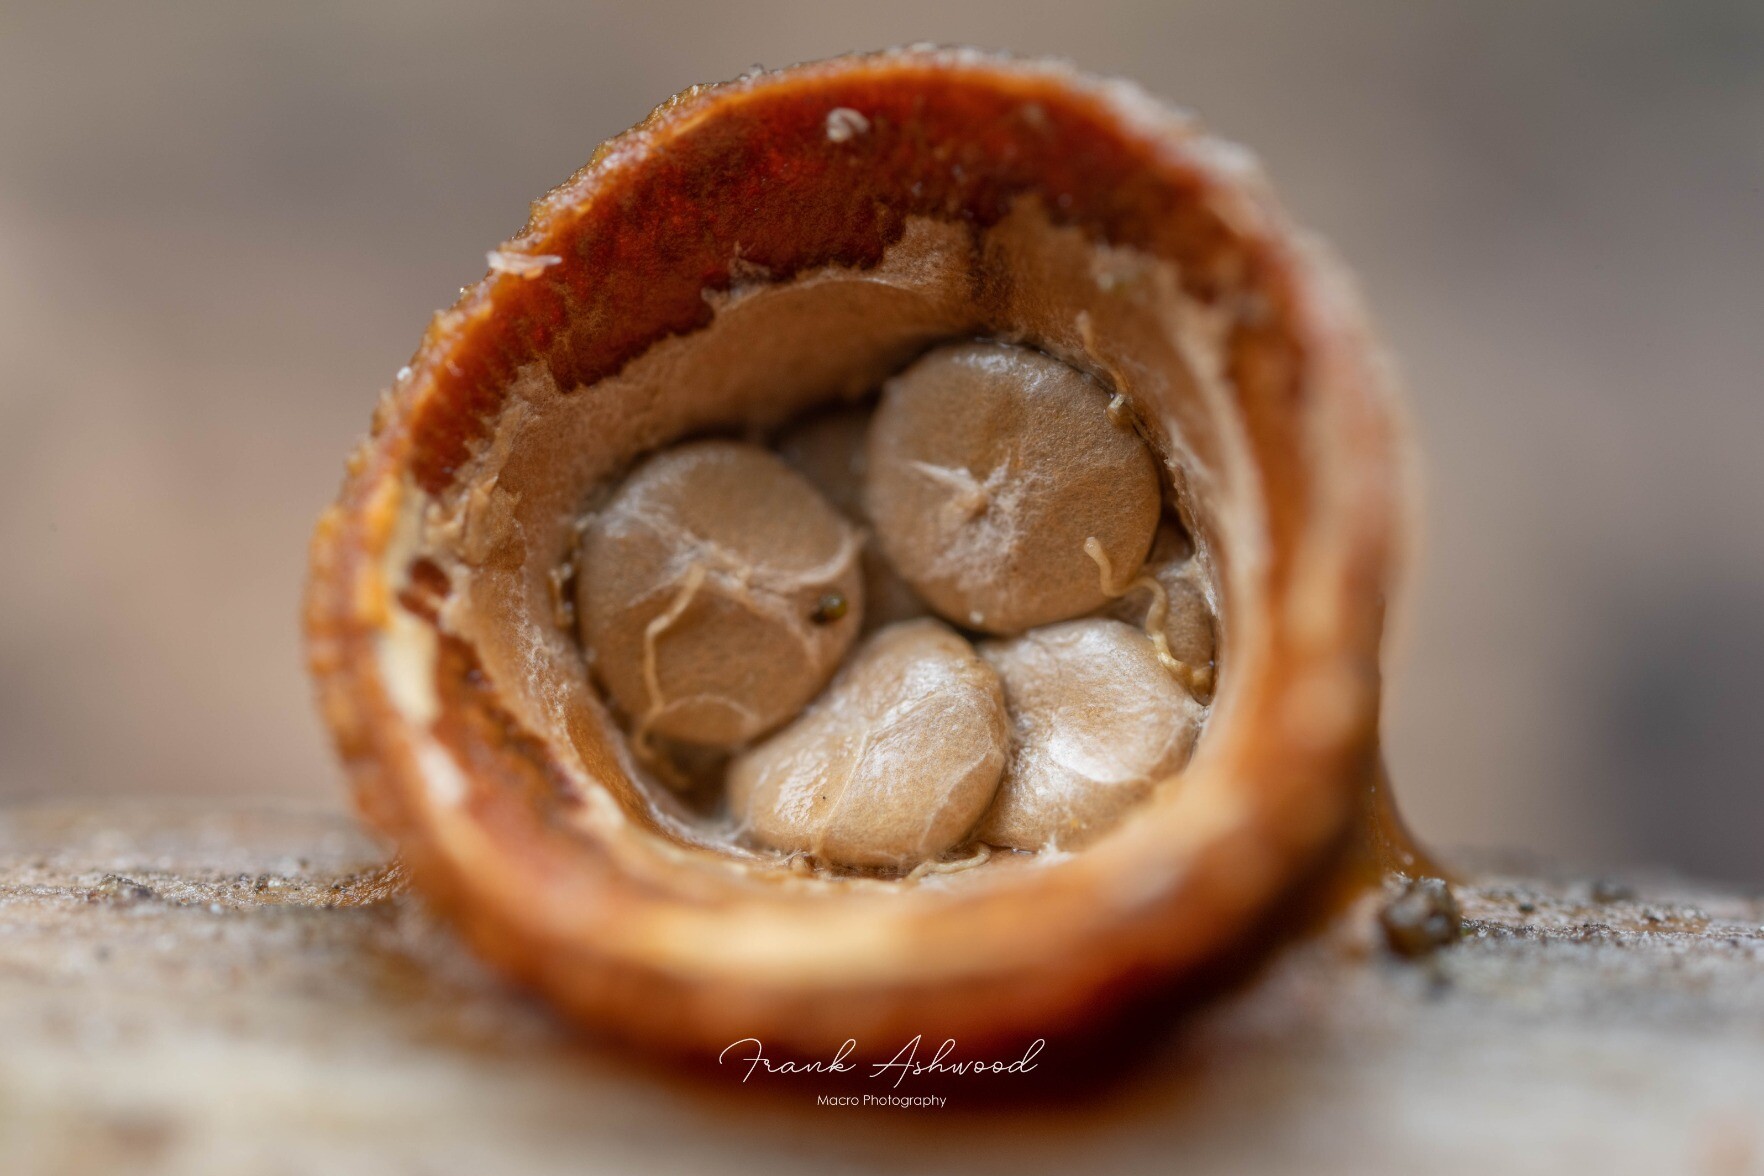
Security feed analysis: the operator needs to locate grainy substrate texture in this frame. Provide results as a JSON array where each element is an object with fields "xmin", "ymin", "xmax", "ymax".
[{"xmin": 1, "ymin": 804, "xmax": 1761, "ymax": 1176}]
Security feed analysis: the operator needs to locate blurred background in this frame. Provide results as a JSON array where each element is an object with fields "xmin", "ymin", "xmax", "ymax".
[{"xmin": 1, "ymin": 1, "xmax": 1760, "ymax": 882}]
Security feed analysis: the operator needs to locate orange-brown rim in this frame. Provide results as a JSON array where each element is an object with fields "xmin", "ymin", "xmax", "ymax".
[{"xmin": 305, "ymin": 47, "xmax": 1406, "ymax": 1058}]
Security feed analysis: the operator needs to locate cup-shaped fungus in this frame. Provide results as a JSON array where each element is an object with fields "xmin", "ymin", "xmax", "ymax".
[{"xmin": 305, "ymin": 49, "xmax": 1409, "ymax": 1059}]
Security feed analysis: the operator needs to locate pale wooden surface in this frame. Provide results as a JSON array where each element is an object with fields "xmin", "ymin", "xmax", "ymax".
[{"xmin": 1, "ymin": 804, "xmax": 1762, "ymax": 1176}]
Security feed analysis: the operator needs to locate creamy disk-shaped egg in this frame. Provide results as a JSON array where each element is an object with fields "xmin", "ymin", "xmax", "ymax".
[
  {"xmin": 1107, "ymin": 520, "xmax": 1217, "ymax": 696},
  {"xmin": 774, "ymin": 406, "xmax": 928, "ymax": 632},
  {"xmin": 865, "ymin": 341, "xmax": 1161, "ymax": 635},
  {"xmin": 577, "ymin": 439, "xmax": 863, "ymax": 748},
  {"xmin": 729, "ymin": 619, "xmax": 1009, "ymax": 870},
  {"xmin": 978, "ymin": 617, "xmax": 1203, "ymax": 851}
]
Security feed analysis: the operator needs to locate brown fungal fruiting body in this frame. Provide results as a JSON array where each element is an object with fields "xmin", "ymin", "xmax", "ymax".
[
  {"xmin": 867, "ymin": 340, "xmax": 1162, "ymax": 634},
  {"xmin": 729, "ymin": 619, "xmax": 1008, "ymax": 869},
  {"xmin": 577, "ymin": 440, "xmax": 863, "ymax": 748},
  {"xmin": 304, "ymin": 48, "xmax": 1409, "ymax": 1058}
]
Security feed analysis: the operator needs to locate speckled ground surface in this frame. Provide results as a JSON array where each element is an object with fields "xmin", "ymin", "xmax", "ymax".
[{"xmin": 1, "ymin": 804, "xmax": 1761, "ymax": 1175}]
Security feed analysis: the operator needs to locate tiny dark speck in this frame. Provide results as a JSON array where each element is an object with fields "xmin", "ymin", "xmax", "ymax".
[{"xmin": 810, "ymin": 592, "xmax": 848, "ymax": 624}]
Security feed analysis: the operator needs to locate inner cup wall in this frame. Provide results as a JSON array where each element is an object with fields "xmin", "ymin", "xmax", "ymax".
[{"xmin": 411, "ymin": 202, "xmax": 1257, "ymax": 852}]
